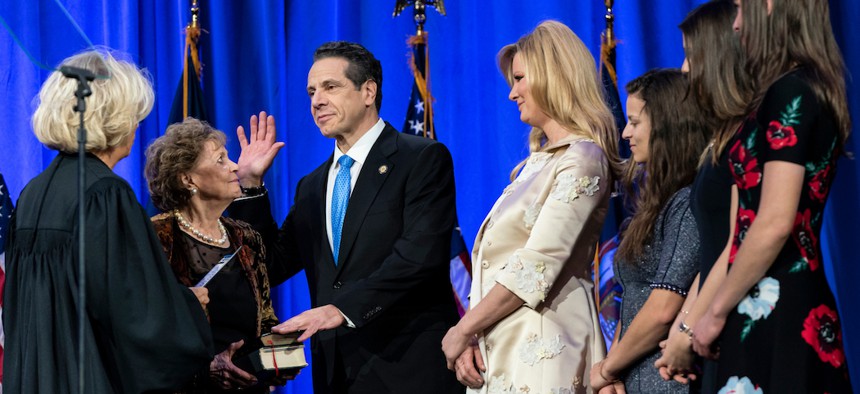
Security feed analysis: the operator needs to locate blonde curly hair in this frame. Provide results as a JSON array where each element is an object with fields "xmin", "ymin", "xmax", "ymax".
[{"xmin": 31, "ymin": 48, "xmax": 154, "ymax": 153}]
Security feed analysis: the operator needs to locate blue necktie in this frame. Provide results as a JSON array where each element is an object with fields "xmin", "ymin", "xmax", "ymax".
[{"xmin": 331, "ymin": 155, "xmax": 354, "ymax": 264}]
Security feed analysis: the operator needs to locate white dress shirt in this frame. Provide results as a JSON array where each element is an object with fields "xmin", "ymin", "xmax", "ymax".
[
  {"xmin": 325, "ymin": 118, "xmax": 384, "ymax": 328},
  {"xmin": 325, "ymin": 118, "xmax": 386, "ymax": 253}
]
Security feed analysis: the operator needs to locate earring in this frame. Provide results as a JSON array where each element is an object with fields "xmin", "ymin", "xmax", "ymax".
[{"xmin": 191, "ymin": 187, "xmax": 198, "ymax": 195}]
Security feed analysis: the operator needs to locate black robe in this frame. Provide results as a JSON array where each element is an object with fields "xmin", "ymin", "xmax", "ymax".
[{"xmin": 3, "ymin": 153, "xmax": 214, "ymax": 393}]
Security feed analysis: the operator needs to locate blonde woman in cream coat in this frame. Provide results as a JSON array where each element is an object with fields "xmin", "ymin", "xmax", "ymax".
[{"xmin": 442, "ymin": 20, "xmax": 622, "ymax": 394}]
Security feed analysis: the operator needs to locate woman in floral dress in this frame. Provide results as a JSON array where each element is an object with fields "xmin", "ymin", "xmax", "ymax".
[
  {"xmin": 691, "ymin": 0, "xmax": 852, "ymax": 392},
  {"xmin": 441, "ymin": 20, "xmax": 622, "ymax": 393},
  {"xmin": 590, "ymin": 69, "xmax": 709, "ymax": 394}
]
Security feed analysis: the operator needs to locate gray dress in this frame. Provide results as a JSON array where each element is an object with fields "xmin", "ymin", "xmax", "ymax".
[{"xmin": 614, "ymin": 186, "xmax": 699, "ymax": 394}]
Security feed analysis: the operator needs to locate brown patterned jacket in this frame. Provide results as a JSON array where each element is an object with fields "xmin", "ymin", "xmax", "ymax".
[{"xmin": 151, "ymin": 213, "xmax": 279, "ymax": 337}]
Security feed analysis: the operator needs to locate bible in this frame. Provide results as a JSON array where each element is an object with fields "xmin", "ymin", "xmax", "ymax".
[{"xmin": 235, "ymin": 332, "xmax": 307, "ymax": 378}]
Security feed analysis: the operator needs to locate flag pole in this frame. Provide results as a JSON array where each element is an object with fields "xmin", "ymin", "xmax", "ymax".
[
  {"xmin": 601, "ymin": 0, "xmax": 618, "ymax": 85},
  {"xmin": 393, "ymin": 0, "xmax": 446, "ymax": 35},
  {"xmin": 393, "ymin": 0, "xmax": 445, "ymax": 139},
  {"xmin": 595, "ymin": 0, "xmax": 616, "ymax": 318},
  {"xmin": 167, "ymin": 0, "xmax": 209, "ymax": 128},
  {"xmin": 393, "ymin": 1, "xmax": 473, "ymax": 318},
  {"xmin": 183, "ymin": 0, "xmax": 203, "ymax": 119}
]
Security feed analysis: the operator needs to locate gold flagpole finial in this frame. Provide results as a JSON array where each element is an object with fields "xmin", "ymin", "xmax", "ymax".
[
  {"xmin": 393, "ymin": 0, "xmax": 446, "ymax": 36},
  {"xmin": 191, "ymin": 0, "xmax": 200, "ymax": 29},
  {"xmin": 604, "ymin": 0, "xmax": 615, "ymax": 43}
]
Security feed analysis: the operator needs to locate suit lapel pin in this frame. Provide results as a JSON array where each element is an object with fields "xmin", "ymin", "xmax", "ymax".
[{"xmin": 378, "ymin": 165, "xmax": 388, "ymax": 174}]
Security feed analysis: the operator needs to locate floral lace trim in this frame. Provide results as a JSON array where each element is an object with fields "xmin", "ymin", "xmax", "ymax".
[
  {"xmin": 649, "ymin": 283, "xmax": 688, "ymax": 296},
  {"xmin": 486, "ymin": 373, "xmax": 578, "ymax": 394},
  {"xmin": 515, "ymin": 153, "xmax": 552, "ymax": 183},
  {"xmin": 519, "ymin": 333, "xmax": 565, "ymax": 366},
  {"xmin": 523, "ymin": 202, "xmax": 542, "ymax": 231},
  {"xmin": 486, "ymin": 373, "xmax": 538, "ymax": 394},
  {"xmin": 550, "ymin": 175, "xmax": 600, "ymax": 203},
  {"xmin": 503, "ymin": 254, "xmax": 549, "ymax": 300},
  {"xmin": 486, "ymin": 373, "xmax": 519, "ymax": 394}
]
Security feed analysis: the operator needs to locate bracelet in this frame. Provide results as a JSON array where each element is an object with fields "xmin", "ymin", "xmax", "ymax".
[
  {"xmin": 678, "ymin": 321, "xmax": 694, "ymax": 338},
  {"xmin": 599, "ymin": 361, "xmax": 620, "ymax": 383},
  {"xmin": 240, "ymin": 183, "xmax": 267, "ymax": 197}
]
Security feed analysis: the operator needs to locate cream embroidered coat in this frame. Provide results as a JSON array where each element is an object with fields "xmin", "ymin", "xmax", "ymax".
[{"xmin": 470, "ymin": 137, "xmax": 609, "ymax": 394}]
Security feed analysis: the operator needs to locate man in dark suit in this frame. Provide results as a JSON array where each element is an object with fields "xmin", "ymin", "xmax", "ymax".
[{"xmin": 230, "ymin": 41, "xmax": 463, "ymax": 393}]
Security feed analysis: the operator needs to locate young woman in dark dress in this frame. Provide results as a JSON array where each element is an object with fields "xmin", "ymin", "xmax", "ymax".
[
  {"xmin": 691, "ymin": 0, "xmax": 852, "ymax": 392},
  {"xmin": 654, "ymin": 2, "xmax": 751, "ymax": 392}
]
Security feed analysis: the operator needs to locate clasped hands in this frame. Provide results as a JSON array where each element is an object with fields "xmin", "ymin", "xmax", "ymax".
[
  {"xmin": 441, "ymin": 325, "xmax": 485, "ymax": 389},
  {"xmin": 653, "ymin": 333, "xmax": 698, "ymax": 385},
  {"xmin": 654, "ymin": 310, "xmax": 725, "ymax": 384}
]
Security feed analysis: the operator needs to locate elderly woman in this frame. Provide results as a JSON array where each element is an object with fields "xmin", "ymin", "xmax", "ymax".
[
  {"xmin": 3, "ymin": 49, "xmax": 213, "ymax": 394},
  {"xmin": 144, "ymin": 117, "xmax": 281, "ymax": 393}
]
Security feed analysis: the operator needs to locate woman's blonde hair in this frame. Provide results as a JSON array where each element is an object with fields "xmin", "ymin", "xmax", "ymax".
[
  {"xmin": 31, "ymin": 48, "xmax": 154, "ymax": 153},
  {"xmin": 498, "ymin": 20, "xmax": 622, "ymax": 181}
]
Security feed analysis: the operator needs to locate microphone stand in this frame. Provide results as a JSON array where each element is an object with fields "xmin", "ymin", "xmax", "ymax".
[{"xmin": 59, "ymin": 65, "xmax": 95, "ymax": 394}]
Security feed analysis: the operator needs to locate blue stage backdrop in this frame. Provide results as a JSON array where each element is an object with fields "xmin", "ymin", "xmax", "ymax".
[{"xmin": 1, "ymin": 1, "xmax": 858, "ymax": 392}]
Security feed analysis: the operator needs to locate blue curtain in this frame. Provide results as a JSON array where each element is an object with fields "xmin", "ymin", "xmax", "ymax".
[{"xmin": 1, "ymin": 1, "xmax": 858, "ymax": 392}]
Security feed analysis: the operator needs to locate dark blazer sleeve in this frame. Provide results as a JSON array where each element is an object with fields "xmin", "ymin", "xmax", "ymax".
[
  {"xmin": 333, "ymin": 141, "xmax": 457, "ymax": 327},
  {"xmin": 229, "ymin": 187, "xmax": 304, "ymax": 286}
]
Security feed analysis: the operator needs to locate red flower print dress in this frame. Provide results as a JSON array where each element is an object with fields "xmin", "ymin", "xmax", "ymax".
[{"xmin": 715, "ymin": 71, "xmax": 851, "ymax": 393}]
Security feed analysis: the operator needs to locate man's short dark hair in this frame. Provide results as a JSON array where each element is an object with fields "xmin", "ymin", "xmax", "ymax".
[{"xmin": 314, "ymin": 41, "xmax": 383, "ymax": 112}]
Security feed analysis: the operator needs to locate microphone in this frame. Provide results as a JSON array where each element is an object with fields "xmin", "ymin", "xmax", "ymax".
[
  {"xmin": 59, "ymin": 65, "xmax": 96, "ymax": 82},
  {"xmin": 58, "ymin": 63, "xmax": 99, "ymax": 394},
  {"xmin": 59, "ymin": 65, "xmax": 97, "ymax": 113}
]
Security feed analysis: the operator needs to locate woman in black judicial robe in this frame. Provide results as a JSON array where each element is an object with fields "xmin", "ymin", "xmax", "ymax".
[{"xmin": 2, "ymin": 49, "xmax": 213, "ymax": 394}]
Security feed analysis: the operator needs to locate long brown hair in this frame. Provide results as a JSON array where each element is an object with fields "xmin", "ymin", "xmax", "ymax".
[
  {"xmin": 498, "ymin": 20, "xmax": 623, "ymax": 181},
  {"xmin": 617, "ymin": 69, "xmax": 710, "ymax": 262},
  {"xmin": 679, "ymin": 0, "xmax": 752, "ymax": 164},
  {"xmin": 740, "ymin": 0, "xmax": 851, "ymax": 145}
]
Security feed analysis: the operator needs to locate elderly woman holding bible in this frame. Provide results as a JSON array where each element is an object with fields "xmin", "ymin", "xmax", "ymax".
[{"xmin": 144, "ymin": 117, "xmax": 281, "ymax": 393}]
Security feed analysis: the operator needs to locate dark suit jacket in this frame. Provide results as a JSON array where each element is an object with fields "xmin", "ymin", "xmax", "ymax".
[{"xmin": 230, "ymin": 123, "xmax": 463, "ymax": 393}]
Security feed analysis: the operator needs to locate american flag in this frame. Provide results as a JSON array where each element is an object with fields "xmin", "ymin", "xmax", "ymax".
[
  {"xmin": 402, "ymin": 33, "xmax": 472, "ymax": 316},
  {"xmin": 0, "ymin": 173, "xmax": 14, "ymax": 386},
  {"xmin": 593, "ymin": 16, "xmax": 628, "ymax": 351}
]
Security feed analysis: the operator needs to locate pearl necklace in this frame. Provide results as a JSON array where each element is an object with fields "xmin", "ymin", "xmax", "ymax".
[{"xmin": 174, "ymin": 210, "xmax": 228, "ymax": 246}]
